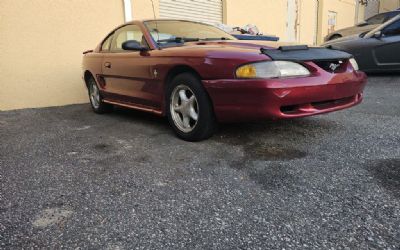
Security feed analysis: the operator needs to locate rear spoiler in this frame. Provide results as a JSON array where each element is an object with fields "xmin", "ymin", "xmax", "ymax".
[
  {"xmin": 83, "ymin": 49, "xmax": 94, "ymax": 55},
  {"xmin": 260, "ymin": 45, "xmax": 352, "ymax": 61}
]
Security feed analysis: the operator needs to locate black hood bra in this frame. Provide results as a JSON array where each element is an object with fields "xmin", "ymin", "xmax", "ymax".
[{"xmin": 261, "ymin": 45, "xmax": 352, "ymax": 62}]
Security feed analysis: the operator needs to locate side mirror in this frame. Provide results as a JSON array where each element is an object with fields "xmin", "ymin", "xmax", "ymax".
[
  {"xmin": 373, "ymin": 31, "xmax": 383, "ymax": 39},
  {"xmin": 122, "ymin": 40, "xmax": 148, "ymax": 51},
  {"xmin": 357, "ymin": 21, "xmax": 368, "ymax": 27}
]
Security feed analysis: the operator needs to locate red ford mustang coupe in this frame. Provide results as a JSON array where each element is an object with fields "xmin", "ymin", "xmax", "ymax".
[{"xmin": 82, "ymin": 20, "xmax": 367, "ymax": 141}]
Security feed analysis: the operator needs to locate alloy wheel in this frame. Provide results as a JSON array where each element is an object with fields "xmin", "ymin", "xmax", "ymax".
[
  {"xmin": 170, "ymin": 85, "xmax": 199, "ymax": 133},
  {"xmin": 89, "ymin": 82, "xmax": 100, "ymax": 109}
]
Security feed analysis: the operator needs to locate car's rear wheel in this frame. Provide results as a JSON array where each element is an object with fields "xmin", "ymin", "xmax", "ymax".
[
  {"xmin": 87, "ymin": 77, "xmax": 113, "ymax": 114},
  {"xmin": 166, "ymin": 73, "xmax": 216, "ymax": 141}
]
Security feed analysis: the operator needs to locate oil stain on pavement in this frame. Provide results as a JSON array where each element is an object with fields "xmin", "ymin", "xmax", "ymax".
[{"xmin": 368, "ymin": 158, "xmax": 400, "ymax": 198}]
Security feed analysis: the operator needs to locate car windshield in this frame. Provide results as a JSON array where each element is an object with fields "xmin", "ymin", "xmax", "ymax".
[
  {"xmin": 366, "ymin": 12, "xmax": 400, "ymax": 25},
  {"xmin": 144, "ymin": 20, "xmax": 236, "ymax": 47}
]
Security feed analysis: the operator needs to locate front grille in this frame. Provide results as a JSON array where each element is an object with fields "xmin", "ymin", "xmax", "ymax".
[
  {"xmin": 312, "ymin": 96, "xmax": 354, "ymax": 109},
  {"xmin": 280, "ymin": 95, "xmax": 357, "ymax": 114},
  {"xmin": 314, "ymin": 59, "xmax": 346, "ymax": 73}
]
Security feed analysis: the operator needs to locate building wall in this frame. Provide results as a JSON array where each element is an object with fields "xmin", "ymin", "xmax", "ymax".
[
  {"xmin": 224, "ymin": 0, "xmax": 288, "ymax": 40},
  {"xmin": 380, "ymin": 0, "xmax": 400, "ymax": 12},
  {"xmin": 132, "ymin": 0, "xmax": 160, "ymax": 19},
  {"xmin": 298, "ymin": 0, "xmax": 319, "ymax": 45},
  {"xmin": 0, "ymin": 0, "xmax": 125, "ymax": 110},
  {"xmin": 365, "ymin": 0, "xmax": 380, "ymax": 19}
]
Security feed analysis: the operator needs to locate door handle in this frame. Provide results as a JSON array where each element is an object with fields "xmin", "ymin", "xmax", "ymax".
[{"xmin": 104, "ymin": 62, "xmax": 111, "ymax": 68}]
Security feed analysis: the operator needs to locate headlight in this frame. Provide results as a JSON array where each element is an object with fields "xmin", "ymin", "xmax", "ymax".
[
  {"xmin": 236, "ymin": 61, "xmax": 310, "ymax": 79},
  {"xmin": 349, "ymin": 58, "xmax": 359, "ymax": 71}
]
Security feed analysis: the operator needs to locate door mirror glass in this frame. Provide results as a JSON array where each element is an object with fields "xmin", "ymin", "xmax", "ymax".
[{"xmin": 122, "ymin": 40, "xmax": 147, "ymax": 51}]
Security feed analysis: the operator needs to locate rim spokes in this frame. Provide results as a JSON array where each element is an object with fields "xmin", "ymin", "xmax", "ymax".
[
  {"xmin": 183, "ymin": 116, "xmax": 190, "ymax": 128},
  {"xmin": 170, "ymin": 85, "xmax": 199, "ymax": 132},
  {"xmin": 174, "ymin": 104, "xmax": 183, "ymax": 112},
  {"xmin": 189, "ymin": 107, "xmax": 198, "ymax": 121},
  {"xmin": 179, "ymin": 89, "xmax": 188, "ymax": 101},
  {"xmin": 90, "ymin": 83, "xmax": 100, "ymax": 108}
]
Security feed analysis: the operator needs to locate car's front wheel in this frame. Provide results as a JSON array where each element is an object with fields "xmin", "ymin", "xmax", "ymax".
[
  {"xmin": 87, "ymin": 77, "xmax": 113, "ymax": 114},
  {"xmin": 166, "ymin": 73, "xmax": 216, "ymax": 141}
]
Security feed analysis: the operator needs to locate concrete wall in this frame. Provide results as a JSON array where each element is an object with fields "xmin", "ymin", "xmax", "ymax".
[
  {"xmin": 0, "ymin": 0, "xmax": 124, "ymax": 110},
  {"xmin": 224, "ymin": 0, "xmax": 288, "ymax": 40},
  {"xmin": 298, "ymin": 0, "xmax": 319, "ymax": 45},
  {"xmin": 380, "ymin": 0, "xmax": 400, "ymax": 12},
  {"xmin": 132, "ymin": 0, "xmax": 160, "ymax": 19}
]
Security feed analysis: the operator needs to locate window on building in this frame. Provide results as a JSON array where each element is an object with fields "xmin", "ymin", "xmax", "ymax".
[
  {"xmin": 328, "ymin": 11, "xmax": 337, "ymax": 34},
  {"xmin": 110, "ymin": 25, "xmax": 147, "ymax": 52}
]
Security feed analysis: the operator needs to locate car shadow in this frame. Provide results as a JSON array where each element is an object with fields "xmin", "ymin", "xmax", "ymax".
[
  {"xmin": 109, "ymin": 106, "xmax": 339, "ymax": 147},
  {"xmin": 367, "ymin": 159, "xmax": 400, "ymax": 199},
  {"xmin": 366, "ymin": 72, "xmax": 400, "ymax": 77},
  {"xmin": 88, "ymin": 105, "xmax": 341, "ymax": 191},
  {"xmin": 108, "ymin": 106, "xmax": 171, "ymax": 134}
]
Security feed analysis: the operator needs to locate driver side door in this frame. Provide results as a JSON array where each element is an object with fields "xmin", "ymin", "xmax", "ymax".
[
  {"xmin": 101, "ymin": 24, "xmax": 158, "ymax": 108},
  {"xmin": 373, "ymin": 19, "xmax": 400, "ymax": 71}
]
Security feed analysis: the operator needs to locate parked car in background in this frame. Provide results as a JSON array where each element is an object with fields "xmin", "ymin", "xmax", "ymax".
[
  {"xmin": 82, "ymin": 20, "xmax": 367, "ymax": 141},
  {"xmin": 324, "ymin": 15, "xmax": 400, "ymax": 73},
  {"xmin": 324, "ymin": 10, "xmax": 400, "ymax": 41}
]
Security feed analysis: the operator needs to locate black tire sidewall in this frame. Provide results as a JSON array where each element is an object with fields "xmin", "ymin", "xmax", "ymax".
[{"xmin": 166, "ymin": 73, "xmax": 216, "ymax": 141}]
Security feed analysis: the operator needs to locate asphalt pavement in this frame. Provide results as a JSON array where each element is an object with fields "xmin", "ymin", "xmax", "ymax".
[{"xmin": 1, "ymin": 75, "xmax": 399, "ymax": 249}]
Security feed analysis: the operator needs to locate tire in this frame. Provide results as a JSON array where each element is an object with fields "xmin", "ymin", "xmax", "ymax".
[
  {"xmin": 329, "ymin": 34, "xmax": 342, "ymax": 41},
  {"xmin": 166, "ymin": 73, "xmax": 217, "ymax": 141},
  {"xmin": 87, "ymin": 77, "xmax": 113, "ymax": 114}
]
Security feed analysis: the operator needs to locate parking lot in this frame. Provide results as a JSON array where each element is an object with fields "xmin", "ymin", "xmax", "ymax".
[{"xmin": 0, "ymin": 75, "xmax": 399, "ymax": 249}]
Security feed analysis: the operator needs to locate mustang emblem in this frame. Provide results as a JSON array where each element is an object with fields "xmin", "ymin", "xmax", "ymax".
[{"xmin": 329, "ymin": 61, "xmax": 343, "ymax": 72}]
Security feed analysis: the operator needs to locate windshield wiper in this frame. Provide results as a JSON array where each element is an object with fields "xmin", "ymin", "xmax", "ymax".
[{"xmin": 157, "ymin": 37, "xmax": 200, "ymax": 44}]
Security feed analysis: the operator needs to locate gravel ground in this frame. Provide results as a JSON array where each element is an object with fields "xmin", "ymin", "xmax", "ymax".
[{"xmin": 1, "ymin": 76, "xmax": 399, "ymax": 249}]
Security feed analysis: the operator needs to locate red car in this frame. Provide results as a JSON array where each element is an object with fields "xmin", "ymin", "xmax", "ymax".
[{"xmin": 82, "ymin": 20, "xmax": 367, "ymax": 141}]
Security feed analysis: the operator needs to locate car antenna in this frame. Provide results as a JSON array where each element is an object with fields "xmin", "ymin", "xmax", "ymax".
[{"xmin": 150, "ymin": 0, "xmax": 160, "ymax": 47}]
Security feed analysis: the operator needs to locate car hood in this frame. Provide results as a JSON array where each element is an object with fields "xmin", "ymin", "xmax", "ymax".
[
  {"xmin": 182, "ymin": 40, "xmax": 295, "ymax": 50},
  {"xmin": 332, "ymin": 24, "xmax": 379, "ymax": 37},
  {"xmin": 161, "ymin": 40, "xmax": 299, "ymax": 55},
  {"xmin": 158, "ymin": 40, "xmax": 352, "ymax": 62},
  {"xmin": 323, "ymin": 34, "xmax": 362, "ymax": 47},
  {"xmin": 160, "ymin": 40, "xmax": 311, "ymax": 61}
]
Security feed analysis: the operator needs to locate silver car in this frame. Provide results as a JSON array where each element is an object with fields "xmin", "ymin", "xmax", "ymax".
[{"xmin": 324, "ymin": 10, "xmax": 400, "ymax": 42}]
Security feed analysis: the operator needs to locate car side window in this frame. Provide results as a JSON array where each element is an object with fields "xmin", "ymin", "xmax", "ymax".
[
  {"xmin": 110, "ymin": 25, "xmax": 147, "ymax": 52},
  {"xmin": 384, "ymin": 12, "xmax": 400, "ymax": 22},
  {"xmin": 382, "ymin": 20, "xmax": 400, "ymax": 37},
  {"xmin": 367, "ymin": 13, "xmax": 386, "ymax": 25},
  {"xmin": 101, "ymin": 35, "xmax": 113, "ymax": 52}
]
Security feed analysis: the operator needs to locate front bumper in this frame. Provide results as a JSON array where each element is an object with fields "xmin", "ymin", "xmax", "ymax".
[{"xmin": 202, "ymin": 63, "xmax": 367, "ymax": 122}]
